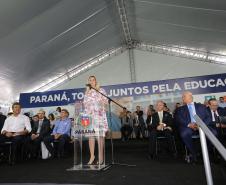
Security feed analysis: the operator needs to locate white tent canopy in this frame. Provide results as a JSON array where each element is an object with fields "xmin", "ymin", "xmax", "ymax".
[{"xmin": 0, "ymin": 0, "xmax": 226, "ymax": 104}]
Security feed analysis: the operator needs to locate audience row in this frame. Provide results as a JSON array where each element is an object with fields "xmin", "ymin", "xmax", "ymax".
[{"xmin": 0, "ymin": 94, "xmax": 225, "ymax": 165}]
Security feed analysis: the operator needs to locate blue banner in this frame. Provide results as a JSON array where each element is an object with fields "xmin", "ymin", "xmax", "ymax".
[{"xmin": 20, "ymin": 73, "xmax": 226, "ymax": 108}]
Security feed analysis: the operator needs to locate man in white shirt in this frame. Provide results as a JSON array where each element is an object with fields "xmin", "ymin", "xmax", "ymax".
[{"xmin": 0, "ymin": 102, "xmax": 31, "ymax": 164}]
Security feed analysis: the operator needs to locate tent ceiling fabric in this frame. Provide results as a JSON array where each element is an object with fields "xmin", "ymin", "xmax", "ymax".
[
  {"xmin": 0, "ymin": 0, "xmax": 123, "ymax": 103},
  {"xmin": 127, "ymin": 0, "xmax": 226, "ymax": 53},
  {"xmin": 0, "ymin": 0, "xmax": 226, "ymax": 104}
]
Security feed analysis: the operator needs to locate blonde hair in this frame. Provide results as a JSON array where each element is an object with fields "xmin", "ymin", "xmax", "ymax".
[{"xmin": 85, "ymin": 75, "xmax": 100, "ymax": 94}]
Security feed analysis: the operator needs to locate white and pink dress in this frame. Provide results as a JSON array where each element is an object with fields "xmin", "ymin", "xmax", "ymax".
[{"xmin": 83, "ymin": 88, "xmax": 109, "ymax": 136}]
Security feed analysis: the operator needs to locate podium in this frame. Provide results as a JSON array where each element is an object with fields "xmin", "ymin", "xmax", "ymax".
[{"xmin": 67, "ymin": 112, "xmax": 106, "ymax": 171}]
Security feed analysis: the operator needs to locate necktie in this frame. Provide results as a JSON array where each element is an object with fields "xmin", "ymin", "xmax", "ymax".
[
  {"xmin": 188, "ymin": 104, "xmax": 196, "ymax": 123},
  {"xmin": 213, "ymin": 111, "xmax": 219, "ymax": 123},
  {"xmin": 159, "ymin": 112, "xmax": 163, "ymax": 123},
  {"xmin": 37, "ymin": 120, "xmax": 43, "ymax": 133}
]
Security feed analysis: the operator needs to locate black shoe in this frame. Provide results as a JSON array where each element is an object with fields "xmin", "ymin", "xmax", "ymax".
[
  {"xmin": 48, "ymin": 153, "xmax": 56, "ymax": 159},
  {"xmin": 9, "ymin": 159, "xmax": 15, "ymax": 166},
  {"xmin": 57, "ymin": 153, "xmax": 66, "ymax": 159},
  {"xmin": 186, "ymin": 155, "xmax": 197, "ymax": 164},
  {"xmin": 172, "ymin": 153, "xmax": 177, "ymax": 159},
  {"xmin": 147, "ymin": 154, "xmax": 155, "ymax": 160}
]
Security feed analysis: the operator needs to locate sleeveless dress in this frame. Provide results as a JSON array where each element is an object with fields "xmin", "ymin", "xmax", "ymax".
[{"xmin": 83, "ymin": 88, "xmax": 109, "ymax": 136}]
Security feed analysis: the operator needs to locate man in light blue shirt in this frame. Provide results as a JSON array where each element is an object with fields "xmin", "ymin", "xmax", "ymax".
[
  {"xmin": 43, "ymin": 109, "xmax": 71, "ymax": 158},
  {"xmin": 176, "ymin": 91, "xmax": 211, "ymax": 163}
]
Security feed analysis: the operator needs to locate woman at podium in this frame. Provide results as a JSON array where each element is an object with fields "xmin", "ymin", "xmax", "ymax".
[{"xmin": 83, "ymin": 75, "xmax": 109, "ymax": 165}]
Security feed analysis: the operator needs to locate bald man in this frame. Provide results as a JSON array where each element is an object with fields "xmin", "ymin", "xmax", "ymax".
[
  {"xmin": 148, "ymin": 100, "xmax": 175, "ymax": 158},
  {"xmin": 175, "ymin": 91, "xmax": 211, "ymax": 162}
]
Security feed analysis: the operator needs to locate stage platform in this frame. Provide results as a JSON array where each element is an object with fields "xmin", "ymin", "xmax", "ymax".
[{"xmin": 0, "ymin": 139, "xmax": 225, "ymax": 185}]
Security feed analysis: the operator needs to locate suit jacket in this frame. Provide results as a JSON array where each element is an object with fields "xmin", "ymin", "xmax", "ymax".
[
  {"xmin": 207, "ymin": 107, "xmax": 226, "ymax": 126},
  {"xmin": 176, "ymin": 102, "xmax": 211, "ymax": 130},
  {"xmin": 31, "ymin": 118, "xmax": 51, "ymax": 138},
  {"xmin": 135, "ymin": 110, "xmax": 145, "ymax": 125},
  {"xmin": 0, "ymin": 114, "xmax": 6, "ymax": 131},
  {"xmin": 151, "ymin": 111, "xmax": 173, "ymax": 130}
]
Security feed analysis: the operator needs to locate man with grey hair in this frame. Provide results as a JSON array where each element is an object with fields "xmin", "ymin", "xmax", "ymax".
[
  {"xmin": 29, "ymin": 110, "xmax": 51, "ymax": 158},
  {"xmin": 148, "ymin": 100, "xmax": 175, "ymax": 159},
  {"xmin": 175, "ymin": 91, "xmax": 211, "ymax": 163}
]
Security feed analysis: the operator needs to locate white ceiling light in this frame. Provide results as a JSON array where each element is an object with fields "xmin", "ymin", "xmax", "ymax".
[{"xmin": 137, "ymin": 43, "xmax": 226, "ymax": 65}]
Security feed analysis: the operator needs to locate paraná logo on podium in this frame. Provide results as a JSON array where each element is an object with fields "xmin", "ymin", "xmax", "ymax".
[{"xmin": 81, "ymin": 115, "xmax": 90, "ymax": 128}]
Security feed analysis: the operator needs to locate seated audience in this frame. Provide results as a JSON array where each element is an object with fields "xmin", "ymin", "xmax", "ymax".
[
  {"xmin": 204, "ymin": 100, "xmax": 209, "ymax": 107},
  {"xmin": 0, "ymin": 102, "xmax": 31, "ymax": 164},
  {"xmin": 43, "ymin": 109, "xmax": 71, "ymax": 158},
  {"xmin": 148, "ymin": 104, "xmax": 156, "ymax": 113},
  {"xmin": 175, "ymin": 91, "xmax": 211, "ymax": 163},
  {"xmin": 172, "ymin": 102, "xmax": 184, "ymax": 154},
  {"xmin": 172, "ymin": 102, "xmax": 182, "ymax": 131},
  {"xmin": 173, "ymin": 103, "xmax": 181, "ymax": 118},
  {"xmin": 119, "ymin": 108, "xmax": 133, "ymax": 141},
  {"xmin": 54, "ymin": 106, "xmax": 62, "ymax": 120},
  {"xmin": 0, "ymin": 113, "xmax": 6, "ymax": 132},
  {"xmin": 48, "ymin": 113, "xmax": 55, "ymax": 130},
  {"xmin": 29, "ymin": 110, "xmax": 51, "ymax": 158},
  {"xmin": 207, "ymin": 98, "xmax": 226, "ymax": 143},
  {"xmin": 146, "ymin": 109, "xmax": 155, "ymax": 131},
  {"xmin": 218, "ymin": 97, "xmax": 226, "ymax": 108},
  {"xmin": 133, "ymin": 106, "xmax": 146, "ymax": 139},
  {"xmin": 148, "ymin": 101, "xmax": 176, "ymax": 158},
  {"xmin": 30, "ymin": 114, "xmax": 39, "ymax": 129},
  {"xmin": 163, "ymin": 105, "xmax": 171, "ymax": 113}
]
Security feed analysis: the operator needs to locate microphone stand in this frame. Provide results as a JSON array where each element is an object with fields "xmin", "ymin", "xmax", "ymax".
[
  {"xmin": 87, "ymin": 85, "xmax": 136, "ymax": 171},
  {"xmin": 218, "ymin": 117, "xmax": 224, "ymax": 137}
]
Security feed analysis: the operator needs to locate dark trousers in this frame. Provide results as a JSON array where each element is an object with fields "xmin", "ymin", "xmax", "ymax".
[
  {"xmin": 134, "ymin": 124, "xmax": 146, "ymax": 139},
  {"xmin": 26, "ymin": 136, "xmax": 44, "ymax": 157},
  {"xmin": 43, "ymin": 134, "xmax": 70, "ymax": 157},
  {"xmin": 180, "ymin": 128, "xmax": 197, "ymax": 157},
  {"xmin": 216, "ymin": 127, "xmax": 226, "ymax": 144},
  {"xmin": 0, "ymin": 135, "xmax": 25, "ymax": 161},
  {"xmin": 149, "ymin": 129, "xmax": 175, "ymax": 155},
  {"xmin": 121, "ymin": 125, "xmax": 133, "ymax": 140},
  {"xmin": 180, "ymin": 127, "xmax": 219, "ymax": 158}
]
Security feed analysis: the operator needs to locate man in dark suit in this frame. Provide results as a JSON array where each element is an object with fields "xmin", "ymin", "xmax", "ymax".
[
  {"xmin": 176, "ymin": 91, "xmax": 212, "ymax": 162},
  {"xmin": 0, "ymin": 113, "xmax": 6, "ymax": 132},
  {"xmin": 134, "ymin": 106, "xmax": 146, "ymax": 139},
  {"xmin": 29, "ymin": 110, "xmax": 51, "ymax": 157},
  {"xmin": 207, "ymin": 98, "xmax": 226, "ymax": 143},
  {"xmin": 0, "ymin": 113, "xmax": 6, "ymax": 155},
  {"xmin": 148, "ymin": 100, "xmax": 176, "ymax": 158}
]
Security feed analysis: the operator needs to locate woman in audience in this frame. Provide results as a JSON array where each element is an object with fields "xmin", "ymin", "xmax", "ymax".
[{"xmin": 48, "ymin": 113, "xmax": 55, "ymax": 130}]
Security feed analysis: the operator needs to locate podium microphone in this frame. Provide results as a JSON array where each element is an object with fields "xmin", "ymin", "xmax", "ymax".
[{"xmin": 86, "ymin": 84, "xmax": 91, "ymax": 89}]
